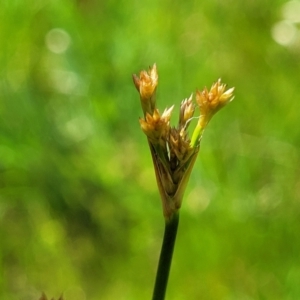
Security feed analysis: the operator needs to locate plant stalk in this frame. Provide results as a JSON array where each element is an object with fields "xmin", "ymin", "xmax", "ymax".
[{"xmin": 152, "ymin": 212, "xmax": 180, "ymax": 300}]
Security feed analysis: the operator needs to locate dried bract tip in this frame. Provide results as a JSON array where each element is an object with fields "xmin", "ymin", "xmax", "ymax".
[
  {"xmin": 179, "ymin": 94, "xmax": 195, "ymax": 130},
  {"xmin": 132, "ymin": 74, "xmax": 140, "ymax": 91},
  {"xmin": 161, "ymin": 105, "xmax": 174, "ymax": 122}
]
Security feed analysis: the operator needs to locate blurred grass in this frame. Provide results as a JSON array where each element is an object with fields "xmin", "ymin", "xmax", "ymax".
[{"xmin": 1, "ymin": 0, "xmax": 300, "ymax": 299}]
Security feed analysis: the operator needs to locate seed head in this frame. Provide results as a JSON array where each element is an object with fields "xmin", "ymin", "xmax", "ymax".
[
  {"xmin": 133, "ymin": 65, "xmax": 234, "ymax": 219},
  {"xmin": 196, "ymin": 79, "xmax": 234, "ymax": 128},
  {"xmin": 133, "ymin": 64, "xmax": 158, "ymax": 115},
  {"xmin": 139, "ymin": 106, "xmax": 174, "ymax": 145}
]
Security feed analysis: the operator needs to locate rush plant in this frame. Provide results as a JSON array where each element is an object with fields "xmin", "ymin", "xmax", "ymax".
[{"xmin": 133, "ymin": 64, "xmax": 234, "ymax": 300}]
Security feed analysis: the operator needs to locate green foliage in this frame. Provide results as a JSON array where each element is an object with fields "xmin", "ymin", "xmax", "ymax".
[{"xmin": 0, "ymin": 0, "xmax": 299, "ymax": 299}]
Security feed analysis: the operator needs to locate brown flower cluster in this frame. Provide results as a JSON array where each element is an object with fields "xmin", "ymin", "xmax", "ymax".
[
  {"xmin": 133, "ymin": 64, "xmax": 234, "ymax": 219},
  {"xmin": 133, "ymin": 64, "xmax": 158, "ymax": 115},
  {"xmin": 196, "ymin": 78, "xmax": 235, "ymax": 130}
]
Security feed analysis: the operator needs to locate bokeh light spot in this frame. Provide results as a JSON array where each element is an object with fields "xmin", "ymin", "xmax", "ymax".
[
  {"xmin": 50, "ymin": 70, "xmax": 80, "ymax": 95},
  {"xmin": 282, "ymin": 0, "xmax": 300, "ymax": 23},
  {"xmin": 271, "ymin": 21, "xmax": 297, "ymax": 46},
  {"xmin": 45, "ymin": 28, "xmax": 71, "ymax": 54},
  {"xmin": 186, "ymin": 186, "xmax": 211, "ymax": 214}
]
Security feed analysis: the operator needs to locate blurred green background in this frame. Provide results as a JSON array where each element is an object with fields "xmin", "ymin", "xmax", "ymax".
[{"xmin": 1, "ymin": 0, "xmax": 300, "ymax": 299}]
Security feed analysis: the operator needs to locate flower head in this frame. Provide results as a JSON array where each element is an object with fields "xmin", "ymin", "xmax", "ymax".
[
  {"xmin": 139, "ymin": 106, "xmax": 174, "ymax": 145},
  {"xmin": 133, "ymin": 65, "xmax": 234, "ymax": 219},
  {"xmin": 196, "ymin": 79, "xmax": 234, "ymax": 128},
  {"xmin": 133, "ymin": 64, "xmax": 158, "ymax": 115},
  {"xmin": 190, "ymin": 79, "xmax": 234, "ymax": 148}
]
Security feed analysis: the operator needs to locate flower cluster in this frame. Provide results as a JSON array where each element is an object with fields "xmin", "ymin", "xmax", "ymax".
[{"xmin": 133, "ymin": 64, "xmax": 234, "ymax": 219}]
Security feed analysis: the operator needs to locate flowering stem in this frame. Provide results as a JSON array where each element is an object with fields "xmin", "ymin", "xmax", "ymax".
[
  {"xmin": 152, "ymin": 212, "xmax": 180, "ymax": 300},
  {"xmin": 190, "ymin": 120, "xmax": 206, "ymax": 148}
]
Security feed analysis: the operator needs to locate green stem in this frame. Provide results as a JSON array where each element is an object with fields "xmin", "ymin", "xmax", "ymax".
[
  {"xmin": 152, "ymin": 212, "xmax": 180, "ymax": 300},
  {"xmin": 190, "ymin": 124, "xmax": 204, "ymax": 148}
]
